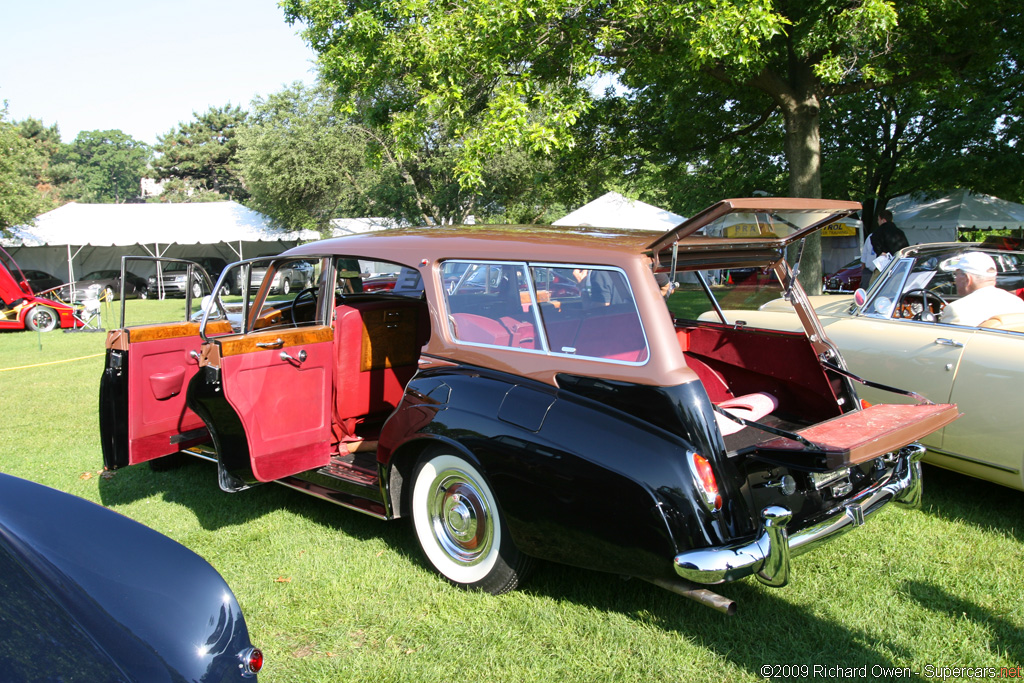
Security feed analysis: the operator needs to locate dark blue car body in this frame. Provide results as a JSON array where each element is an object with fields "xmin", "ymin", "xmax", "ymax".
[{"xmin": 0, "ymin": 473, "xmax": 260, "ymax": 681}]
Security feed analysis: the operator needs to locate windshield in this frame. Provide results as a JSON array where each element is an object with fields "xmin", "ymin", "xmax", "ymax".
[{"xmin": 82, "ymin": 271, "xmax": 119, "ymax": 280}]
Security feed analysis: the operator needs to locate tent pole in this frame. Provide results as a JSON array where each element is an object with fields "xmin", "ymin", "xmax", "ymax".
[{"xmin": 67, "ymin": 244, "xmax": 74, "ymax": 304}]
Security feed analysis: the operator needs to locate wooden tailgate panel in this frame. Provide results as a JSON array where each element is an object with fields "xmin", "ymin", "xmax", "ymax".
[{"xmin": 759, "ymin": 403, "xmax": 961, "ymax": 468}]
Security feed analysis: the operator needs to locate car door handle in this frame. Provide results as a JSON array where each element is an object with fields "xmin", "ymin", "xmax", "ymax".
[
  {"xmin": 280, "ymin": 350, "xmax": 307, "ymax": 364},
  {"xmin": 934, "ymin": 338, "xmax": 964, "ymax": 348},
  {"xmin": 256, "ymin": 338, "xmax": 284, "ymax": 348}
]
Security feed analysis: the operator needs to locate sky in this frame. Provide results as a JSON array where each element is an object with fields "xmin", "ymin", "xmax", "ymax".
[{"xmin": 0, "ymin": 0, "xmax": 318, "ymax": 145}]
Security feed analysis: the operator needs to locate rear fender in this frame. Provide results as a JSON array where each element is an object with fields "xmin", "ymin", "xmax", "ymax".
[{"xmin": 380, "ymin": 367, "xmax": 728, "ymax": 581}]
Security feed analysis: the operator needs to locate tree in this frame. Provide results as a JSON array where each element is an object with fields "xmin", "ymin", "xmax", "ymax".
[
  {"xmin": 822, "ymin": 70, "xmax": 1024, "ymax": 232},
  {"xmin": 239, "ymin": 81, "xmax": 593, "ymax": 231},
  {"xmin": 283, "ymin": 0, "xmax": 1022, "ymax": 291},
  {"xmin": 15, "ymin": 117, "xmax": 65, "ymax": 205},
  {"xmin": 151, "ymin": 104, "xmax": 249, "ymax": 201},
  {"xmin": 239, "ymin": 82, "xmax": 378, "ymax": 234},
  {"xmin": 56, "ymin": 130, "xmax": 150, "ymax": 203},
  {"xmin": 0, "ymin": 108, "xmax": 56, "ymax": 234}
]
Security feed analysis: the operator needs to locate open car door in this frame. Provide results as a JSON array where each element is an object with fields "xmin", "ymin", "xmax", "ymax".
[
  {"xmin": 100, "ymin": 257, "xmax": 226, "ymax": 469},
  {"xmin": 188, "ymin": 256, "xmax": 333, "ymax": 488}
]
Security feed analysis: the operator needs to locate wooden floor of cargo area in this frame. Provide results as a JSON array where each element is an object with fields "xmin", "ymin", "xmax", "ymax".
[{"xmin": 757, "ymin": 403, "xmax": 960, "ymax": 468}]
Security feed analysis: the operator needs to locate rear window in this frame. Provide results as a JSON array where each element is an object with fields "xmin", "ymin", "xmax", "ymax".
[
  {"xmin": 668, "ymin": 267, "xmax": 782, "ymax": 322},
  {"xmin": 442, "ymin": 260, "xmax": 648, "ymax": 364}
]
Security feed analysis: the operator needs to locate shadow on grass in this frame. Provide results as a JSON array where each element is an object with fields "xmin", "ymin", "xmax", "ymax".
[
  {"xmin": 918, "ymin": 464, "xmax": 1024, "ymax": 542},
  {"xmin": 517, "ymin": 562, "xmax": 934, "ymax": 681},
  {"xmin": 902, "ymin": 580, "xmax": 1023, "ymax": 664},
  {"xmin": 96, "ymin": 457, "xmax": 421, "ymax": 559}
]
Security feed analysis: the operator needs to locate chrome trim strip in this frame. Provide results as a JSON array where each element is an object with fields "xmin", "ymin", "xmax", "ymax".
[{"xmin": 673, "ymin": 444, "xmax": 925, "ymax": 586}]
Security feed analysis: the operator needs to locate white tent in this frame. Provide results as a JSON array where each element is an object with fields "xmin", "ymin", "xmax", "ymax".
[
  {"xmin": 889, "ymin": 189, "xmax": 1024, "ymax": 244},
  {"xmin": 553, "ymin": 192, "xmax": 686, "ymax": 231},
  {"xmin": 2, "ymin": 201, "xmax": 318, "ymax": 285}
]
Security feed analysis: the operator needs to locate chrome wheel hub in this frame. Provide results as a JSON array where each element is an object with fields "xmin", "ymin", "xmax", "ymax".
[{"xmin": 428, "ymin": 472, "xmax": 493, "ymax": 566}]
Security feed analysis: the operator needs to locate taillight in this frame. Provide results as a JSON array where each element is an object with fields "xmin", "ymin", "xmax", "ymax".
[
  {"xmin": 861, "ymin": 399, "xmax": 872, "ymax": 409},
  {"xmin": 240, "ymin": 647, "xmax": 263, "ymax": 676},
  {"xmin": 689, "ymin": 452, "xmax": 723, "ymax": 513}
]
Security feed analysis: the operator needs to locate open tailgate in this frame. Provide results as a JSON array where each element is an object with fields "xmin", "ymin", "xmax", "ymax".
[{"xmin": 756, "ymin": 403, "xmax": 961, "ymax": 469}]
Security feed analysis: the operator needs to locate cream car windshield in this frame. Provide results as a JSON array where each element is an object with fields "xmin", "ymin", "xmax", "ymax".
[{"xmin": 863, "ymin": 258, "xmax": 914, "ymax": 318}]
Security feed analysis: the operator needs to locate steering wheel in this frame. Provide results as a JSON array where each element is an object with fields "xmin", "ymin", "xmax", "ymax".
[
  {"xmin": 290, "ymin": 287, "xmax": 318, "ymax": 325},
  {"xmin": 897, "ymin": 288, "xmax": 948, "ymax": 321}
]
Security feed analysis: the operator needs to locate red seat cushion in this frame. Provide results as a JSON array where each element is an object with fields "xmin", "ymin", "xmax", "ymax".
[{"xmin": 715, "ymin": 392, "xmax": 778, "ymax": 436}]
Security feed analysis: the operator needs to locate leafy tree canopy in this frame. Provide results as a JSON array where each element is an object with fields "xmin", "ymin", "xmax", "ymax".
[
  {"xmin": 152, "ymin": 104, "xmax": 249, "ymax": 201},
  {"xmin": 239, "ymin": 80, "xmax": 600, "ymax": 232},
  {"xmin": 239, "ymin": 82, "xmax": 378, "ymax": 234},
  {"xmin": 284, "ymin": 0, "xmax": 1021, "ymax": 291},
  {"xmin": 54, "ymin": 129, "xmax": 150, "ymax": 204},
  {"xmin": 0, "ymin": 108, "xmax": 56, "ymax": 233}
]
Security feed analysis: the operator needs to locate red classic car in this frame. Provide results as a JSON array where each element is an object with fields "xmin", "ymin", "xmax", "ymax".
[
  {"xmin": 100, "ymin": 199, "xmax": 958, "ymax": 614},
  {"xmin": 0, "ymin": 246, "xmax": 83, "ymax": 332},
  {"xmin": 823, "ymin": 259, "xmax": 863, "ymax": 292}
]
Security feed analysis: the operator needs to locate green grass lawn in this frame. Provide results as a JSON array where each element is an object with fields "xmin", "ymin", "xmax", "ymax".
[{"xmin": 1, "ymin": 308, "xmax": 1023, "ymax": 682}]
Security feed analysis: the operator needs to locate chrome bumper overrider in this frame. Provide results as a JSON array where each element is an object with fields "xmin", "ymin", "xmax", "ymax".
[{"xmin": 674, "ymin": 443, "xmax": 925, "ymax": 587}]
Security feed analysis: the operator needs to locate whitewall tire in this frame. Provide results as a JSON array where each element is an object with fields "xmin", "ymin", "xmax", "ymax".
[{"xmin": 411, "ymin": 451, "xmax": 531, "ymax": 594}]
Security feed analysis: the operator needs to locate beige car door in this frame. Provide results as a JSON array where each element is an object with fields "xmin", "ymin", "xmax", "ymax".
[
  {"xmin": 939, "ymin": 328, "xmax": 1024, "ymax": 489},
  {"xmin": 818, "ymin": 315, "xmax": 975, "ymax": 451}
]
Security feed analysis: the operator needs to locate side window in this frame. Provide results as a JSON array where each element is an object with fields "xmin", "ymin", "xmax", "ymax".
[
  {"xmin": 863, "ymin": 258, "xmax": 913, "ymax": 319},
  {"xmin": 241, "ymin": 257, "xmax": 327, "ymax": 332},
  {"xmin": 336, "ymin": 258, "xmax": 425, "ymax": 298},
  {"xmin": 443, "ymin": 261, "xmax": 535, "ymax": 349},
  {"xmin": 531, "ymin": 265, "xmax": 648, "ymax": 363},
  {"xmin": 441, "ymin": 260, "xmax": 649, "ymax": 364}
]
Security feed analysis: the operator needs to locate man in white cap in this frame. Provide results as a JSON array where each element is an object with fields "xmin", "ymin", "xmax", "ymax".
[{"xmin": 940, "ymin": 251, "xmax": 1024, "ymax": 326}]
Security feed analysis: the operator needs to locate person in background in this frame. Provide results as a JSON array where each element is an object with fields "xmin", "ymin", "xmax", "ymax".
[
  {"xmin": 940, "ymin": 252, "xmax": 1024, "ymax": 327},
  {"xmin": 655, "ymin": 272, "xmax": 676, "ymax": 300},
  {"xmin": 859, "ymin": 231, "xmax": 876, "ymax": 286},
  {"xmin": 867, "ymin": 210, "xmax": 909, "ymax": 285}
]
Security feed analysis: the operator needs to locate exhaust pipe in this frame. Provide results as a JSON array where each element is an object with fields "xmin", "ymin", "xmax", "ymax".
[{"xmin": 645, "ymin": 576, "xmax": 737, "ymax": 616}]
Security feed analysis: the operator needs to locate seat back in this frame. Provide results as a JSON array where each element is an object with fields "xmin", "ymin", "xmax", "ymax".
[
  {"xmin": 333, "ymin": 298, "xmax": 427, "ymax": 441},
  {"xmin": 979, "ymin": 311, "xmax": 1024, "ymax": 332}
]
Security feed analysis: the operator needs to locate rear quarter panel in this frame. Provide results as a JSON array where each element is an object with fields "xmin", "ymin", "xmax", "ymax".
[{"xmin": 382, "ymin": 367, "xmax": 730, "ymax": 581}]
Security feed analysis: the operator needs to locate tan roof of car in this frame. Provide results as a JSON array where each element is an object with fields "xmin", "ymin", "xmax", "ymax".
[{"xmin": 287, "ymin": 225, "xmax": 662, "ymax": 266}]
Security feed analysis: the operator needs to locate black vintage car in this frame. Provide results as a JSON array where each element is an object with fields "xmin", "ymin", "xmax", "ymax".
[
  {"xmin": 0, "ymin": 472, "xmax": 262, "ymax": 680},
  {"xmin": 19, "ymin": 269, "xmax": 65, "ymax": 294},
  {"xmin": 99, "ymin": 199, "xmax": 958, "ymax": 614}
]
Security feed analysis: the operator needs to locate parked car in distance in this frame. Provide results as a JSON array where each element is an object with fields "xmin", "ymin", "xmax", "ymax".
[
  {"xmin": 99, "ymin": 199, "xmax": 957, "ymax": 615},
  {"xmin": 19, "ymin": 269, "xmax": 65, "ymax": 294},
  {"xmin": 0, "ymin": 472, "xmax": 262, "ymax": 681},
  {"xmin": 706, "ymin": 241, "xmax": 1024, "ymax": 492},
  {"xmin": 823, "ymin": 259, "xmax": 863, "ymax": 292},
  {"xmin": 0, "ymin": 245, "xmax": 82, "ymax": 332},
  {"xmin": 74, "ymin": 269, "xmax": 149, "ymax": 301},
  {"xmin": 148, "ymin": 257, "xmax": 229, "ymax": 299},
  {"xmin": 239, "ymin": 258, "xmax": 314, "ymax": 295}
]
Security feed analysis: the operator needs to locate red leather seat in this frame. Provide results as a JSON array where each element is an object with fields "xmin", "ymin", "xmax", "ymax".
[{"xmin": 332, "ymin": 298, "xmax": 427, "ymax": 444}]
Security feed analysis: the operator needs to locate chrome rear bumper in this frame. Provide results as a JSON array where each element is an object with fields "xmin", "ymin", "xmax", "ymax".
[{"xmin": 673, "ymin": 443, "xmax": 925, "ymax": 587}]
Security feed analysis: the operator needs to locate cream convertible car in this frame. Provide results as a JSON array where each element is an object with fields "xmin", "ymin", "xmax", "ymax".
[{"xmin": 701, "ymin": 242, "xmax": 1024, "ymax": 491}]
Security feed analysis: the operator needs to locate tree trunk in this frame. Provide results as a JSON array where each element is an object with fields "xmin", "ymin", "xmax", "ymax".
[{"xmin": 781, "ymin": 90, "xmax": 823, "ymax": 294}]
